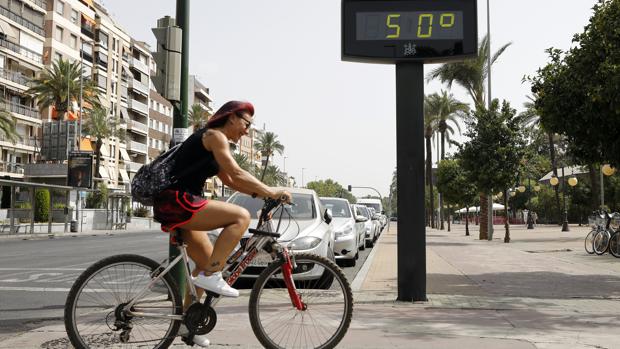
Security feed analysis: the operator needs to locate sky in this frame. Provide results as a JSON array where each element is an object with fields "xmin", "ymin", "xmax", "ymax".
[{"xmin": 101, "ymin": 0, "xmax": 598, "ymax": 197}]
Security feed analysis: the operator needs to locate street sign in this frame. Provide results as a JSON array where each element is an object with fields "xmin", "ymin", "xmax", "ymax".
[
  {"xmin": 342, "ymin": 0, "xmax": 477, "ymax": 63},
  {"xmin": 341, "ymin": 0, "xmax": 478, "ymax": 302}
]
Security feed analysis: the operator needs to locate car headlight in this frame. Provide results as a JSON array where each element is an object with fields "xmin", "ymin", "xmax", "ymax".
[
  {"xmin": 289, "ymin": 236, "xmax": 322, "ymax": 250},
  {"xmin": 335, "ymin": 225, "xmax": 353, "ymax": 238}
]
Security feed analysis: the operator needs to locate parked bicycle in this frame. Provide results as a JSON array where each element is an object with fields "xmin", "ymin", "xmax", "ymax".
[
  {"xmin": 608, "ymin": 212, "xmax": 620, "ymax": 258},
  {"xmin": 64, "ymin": 197, "xmax": 353, "ymax": 349}
]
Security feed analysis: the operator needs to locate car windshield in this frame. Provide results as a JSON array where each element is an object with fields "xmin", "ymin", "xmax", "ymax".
[
  {"xmin": 358, "ymin": 206, "xmax": 370, "ymax": 219},
  {"xmin": 229, "ymin": 193, "xmax": 316, "ymax": 220},
  {"xmin": 361, "ymin": 203, "xmax": 381, "ymax": 212},
  {"xmin": 321, "ymin": 199, "xmax": 351, "ymax": 218}
]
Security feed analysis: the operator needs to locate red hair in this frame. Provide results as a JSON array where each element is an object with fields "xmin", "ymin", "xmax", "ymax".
[{"xmin": 206, "ymin": 101, "xmax": 254, "ymax": 128}]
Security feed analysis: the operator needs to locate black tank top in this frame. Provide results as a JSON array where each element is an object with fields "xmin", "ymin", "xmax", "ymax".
[{"xmin": 169, "ymin": 127, "xmax": 219, "ymax": 196}]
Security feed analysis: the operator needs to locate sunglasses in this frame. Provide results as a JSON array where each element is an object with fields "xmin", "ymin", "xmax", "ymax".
[{"xmin": 236, "ymin": 112, "xmax": 252, "ymax": 130}]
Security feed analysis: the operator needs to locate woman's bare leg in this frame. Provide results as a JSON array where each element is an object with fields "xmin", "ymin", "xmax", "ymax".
[
  {"xmin": 179, "ymin": 229, "xmax": 213, "ymax": 308},
  {"xmin": 179, "ymin": 200, "xmax": 251, "ymax": 274}
]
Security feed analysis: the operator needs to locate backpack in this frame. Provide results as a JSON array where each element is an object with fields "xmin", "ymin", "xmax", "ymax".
[{"xmin": 131, "ymin": 143, "xmax": 183, "ymax": 206}]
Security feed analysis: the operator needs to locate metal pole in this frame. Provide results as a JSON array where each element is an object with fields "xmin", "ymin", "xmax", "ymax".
[
  {"xmin": 561, "ymin": 166, "xmax": 570, "ymax": 231},
  {"xmin": 79, "ymin": 42, "xmax": 83, "ymax": 143},
  {"xmin": 396, "ymin": 62, "xmax": 426, "ymax": 302},
  {"xmin": 486, "ymin": 0, "xmax": 494, "ymax": 240},
  {"xmin": 600, "ymin": 167, "xmax": 604, "ymax": 208},
  {"xmin": 169, "ymin": 0, "xmax": 190, "ymax": 299},
  {"xmin": 527, "ymin": 178, "xmax": 534, "ymax": 229}
]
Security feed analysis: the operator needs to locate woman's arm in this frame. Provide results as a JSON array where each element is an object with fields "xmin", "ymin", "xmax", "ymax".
[{"xmin": 204, "ymin": 130, "xmax": 277, "ymax": 199}]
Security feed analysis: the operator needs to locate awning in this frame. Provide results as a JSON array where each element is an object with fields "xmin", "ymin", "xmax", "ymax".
[
  {"xmin": 119, "ymin": 168, "xmax": 130, "ymax": 182},
  {"xmin": 81, "ymin": 0, "xmax": 94, "ymax": 7},
  {"xmin": 98, "ymin": 144, "xmax": 110, "ymax": 157},
  {"xmin": 81, "ymin": 13, "xmax": 96, "ymax": 25},
  {"xmin": 79, "ymin": 138, "xmax": 94, "ymax": 151},
  {"xmin": 0, "ymin": 19, "xmax": 18, "ymax": 41},
  {"xmin": 539, "ymin": 166, "xmax": 588, "ymax": 181},
  {"xmin": 98, "ymin": 166, "xmax": 109, "ymax": 179},
  {"xmin": 119, "ymin": 147, "xmax": 130, "ymax": 161}
]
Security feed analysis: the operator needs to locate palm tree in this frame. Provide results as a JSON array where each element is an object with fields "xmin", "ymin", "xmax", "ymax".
[
  {"xmin": 426, "ymin": 91, "xmax": 468, "ymax": 229},
  {"xmin": 424, "ymin": 96, "xmax": 439, "ymax": 228},
  {"xmin": 27, "ymin": 59, "xmax": 100, "ymax": 117},
  {"xmin": 189, "ymin": 104, "xmax": 207, "ymax": 130},
  {"xmin": 232, "ymin": 153, "xmax": 256, "ymax": 175},
  {"xmin": 0, "ymin": 97, "xmax": 20, "ymax": 143},
  {"xmin": 82, "ymin": 106, "xmax": 124, "ymax": 186},
  {"xmin": 427, "ymin": 34, "xmax": 512, "ymax": 110},
  {"xmin": 427, "ymin": 34, "xmax": 511, "ymax": 239},
  {"xmin": 254, "ymin": 132, "xmax": 284, "ymax": 181},
  {"xmin": 262, "ymin": 165, "xmax": 286, "ymax": 186}
]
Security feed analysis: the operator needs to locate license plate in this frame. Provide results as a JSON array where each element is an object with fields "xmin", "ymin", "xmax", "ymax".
[{"xmin": 249, "ymin": 251, "xmax": 272, "ymax": 267}]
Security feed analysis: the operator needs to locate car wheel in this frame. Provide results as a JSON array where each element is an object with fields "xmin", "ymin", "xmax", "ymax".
[
  {"xmin": 340, "ymin": 258, "xmax": 356, "ymax": 267},
  {"xmin": 365, "ymin": 238, "xmax": 374, "ymax": 248}
]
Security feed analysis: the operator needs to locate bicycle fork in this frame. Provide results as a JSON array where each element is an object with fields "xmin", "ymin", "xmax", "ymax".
[{"xmin": 281, "ymin": 249, "xmax": 306, "ymax": 311}]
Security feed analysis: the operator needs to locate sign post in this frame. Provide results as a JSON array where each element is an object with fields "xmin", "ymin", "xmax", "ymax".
[{"xmin": 342, "ymin": 0, "xmax": 477, "ymax": 301}]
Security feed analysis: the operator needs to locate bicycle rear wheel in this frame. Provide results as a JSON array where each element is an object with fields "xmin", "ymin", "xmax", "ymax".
[
  {"xmin": 64, "ymin": 254, "xmax": 182, "ymax": 349},
  {"xmin": 593, "ymin": 230, "xmax": 611, "ymax": 255},
  {"xmin": 609, "ymin": 232, "xmax": 620, "ymax": 258},
  {"xmin": 584, "ymin": 229, "xmax": 596, "ymax": 254},
  {"xmin": 249, "ymin": 253, "xmax": 353, "ymax": 349}
]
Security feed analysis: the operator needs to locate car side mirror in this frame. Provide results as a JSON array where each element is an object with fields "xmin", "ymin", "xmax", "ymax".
[
  {"xmin": 355, "ymin": 215, "xmax": 368, "ymax": 223},
  {"xmin": 323, "ymin": 208, "xmax": 333, "ymax": 224}
]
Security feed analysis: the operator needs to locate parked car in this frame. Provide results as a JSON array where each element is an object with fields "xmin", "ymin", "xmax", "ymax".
[
  {"xmin": 353, "ymin": 204, "xmax": 375, "ymax": 250},
  {"xmin": 358, "ymin": 198, "xmax": 387, "ymax": 229},
  {"xmin": 367, "ymin": 207, "xmax": 382, "ymax": 242},
  {"xmin": 320, "ymin": 197, "xmax": 364, "ymax": 267},
  {"xmin": 208, "ymin": 187, "xmax": 335, "ymax": 282}
]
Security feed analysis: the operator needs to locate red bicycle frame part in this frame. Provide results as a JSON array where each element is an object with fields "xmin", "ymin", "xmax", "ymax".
[{"xmin": 281, "ymin": 249, "xmax": 305, "ymax": 310}]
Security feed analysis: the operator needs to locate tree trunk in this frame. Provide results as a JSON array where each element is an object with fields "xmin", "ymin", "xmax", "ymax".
[
  {"xmin": 260, "ymin": 153, "xmax": 270, "ymax": 182},
  {"xmin": 94, "ymin": 139, "xmax": 102, "ymax": 189},
  {"xmin": 504, "ymin": 189, "xmax": 510, "ymax": 243},
  {"xmin": 548, "ymin": 132, "xmax": 561, "ymax": 224},
  {"xmin": 479, "ymin": 194, "xmax": 488, "ymax": 240},
  {"xmin": 447, "ymin": 204, "xmax": 451, "ymax": 232},
  {"xmin": 439, "ymin": 130, "xmax": 446, "ymax": 230},
  {"xmin": 465, "ymin": 207, "xmax": 470, "ymax": 236},
  {"xmin": 588, "ymin": 164, "xmax": 599, "ymax": 210},
  {"xmin": 425, "ymin": 135, "xmax": 435, "ymax": 229}
]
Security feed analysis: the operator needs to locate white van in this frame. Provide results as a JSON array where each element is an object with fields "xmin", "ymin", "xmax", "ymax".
[{"xmin": 357, "ymin": 198, "xmax": 383, "ymax": 215}]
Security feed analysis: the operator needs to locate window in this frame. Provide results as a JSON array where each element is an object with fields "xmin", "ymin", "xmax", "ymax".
[
  {"xmin": 97, "ymin": 74, "xmax": 107, "ymax": 90},
  {"xmin": 55, "ymin": 26, "xmax": 63, "ymax": 42},
  {"xmin": 54, "ymin": 52, "xmax": 62, "ymax": 62},
  {"xmin": 111, "ymin": 82, "xmax": 117, "ymax": 95},
  {"xmin": 98, "ymin": 31, "xmax": 108, "ymax": 49},
  {"xmin": 82, "ymin": 41, "xmax": 93, "ymax": 57},
  {"xmin": 70, "ymin": 34, "xmax": 77, "ymax": 49},
  {"xmin": 55, "ymin": 0, "xmax": 64, "ymax": 15},
  {"xmin": 71, "ymin": 10, "xmax": 78, "ymax": 24}
]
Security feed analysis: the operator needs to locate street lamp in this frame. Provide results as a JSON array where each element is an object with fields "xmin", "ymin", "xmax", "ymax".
[{"xmin": 551, "ymin": 167, "xmax": 571, "ymax": 232}]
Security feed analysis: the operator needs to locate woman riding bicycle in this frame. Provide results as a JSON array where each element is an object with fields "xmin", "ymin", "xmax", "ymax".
[{"xmin": 153, "ymin": 100, "xmax": 291, "ymax": 346}]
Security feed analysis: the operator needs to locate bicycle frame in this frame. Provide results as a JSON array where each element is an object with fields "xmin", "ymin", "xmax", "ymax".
[{"xmin": 122, "ymin": 199, "xmax": 305, "ymax": 320}]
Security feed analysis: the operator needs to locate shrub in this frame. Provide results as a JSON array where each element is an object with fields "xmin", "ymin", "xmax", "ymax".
[
  {"xmin": 85, "ymin": 183, "xmax": 108, "ymax": 208},
  {"xmin": 35, "ymin": 189, "xmax": 50, "ymax": 222},
  {"xmin": 133, "ymin": 206, "xmax": 150, "ymax": 217}
]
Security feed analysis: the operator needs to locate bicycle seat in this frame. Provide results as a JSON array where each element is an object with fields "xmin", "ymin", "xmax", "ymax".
[{"xmin": 249, "ymin": 228, "xmax": 280, "ymax": 238}]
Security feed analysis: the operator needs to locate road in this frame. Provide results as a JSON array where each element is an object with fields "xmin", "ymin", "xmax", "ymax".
[{"xmin": 0, "ymin": 229, "xmax": 376, "ymax": 335}]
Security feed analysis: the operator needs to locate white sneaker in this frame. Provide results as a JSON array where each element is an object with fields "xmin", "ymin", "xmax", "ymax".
[
  {"xmin": 178, "ymin": 325, "xmax": 210, "ymax": 347},
  {"xmin": 192, "ymin": 272, "xmax": 239, "ymax": 297}
]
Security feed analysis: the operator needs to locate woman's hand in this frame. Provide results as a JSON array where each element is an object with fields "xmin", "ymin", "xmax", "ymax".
[{"xmin": 271, "ymin": 190, "xmax": 292, "ymax": 203}]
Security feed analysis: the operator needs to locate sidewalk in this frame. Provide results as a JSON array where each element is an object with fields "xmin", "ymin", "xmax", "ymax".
[{"xmin": 2, "ymin": 223, "xmax": 619, "ymax": 348}]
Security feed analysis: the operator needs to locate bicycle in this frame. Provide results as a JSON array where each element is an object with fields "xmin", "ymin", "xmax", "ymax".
[
  {"xmin": 592, "ymin": 211, "xmax": 613, "ymax": 255},
  {"xmin": 608, "ymin": 212, "xmax": 620, "ymax": 258},
  {"xmin": 64, "ymin": 197, "xmax": 353, "ymax": 349},
  {"xmin": 584, "ymin": 214, "xmax": 598, "ymax": 254}
]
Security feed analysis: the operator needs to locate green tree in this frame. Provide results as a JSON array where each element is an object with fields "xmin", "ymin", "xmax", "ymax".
[
  {"xmin": 0, "ymin": 97, "xmax": 19, "ymax": 143},
  {"xmin": 530, "ymin": 1, "xmax": 620, "ymax": 167},
  {"xmin": 85, "ymin": 182, "xmax": 109, "ymax": 208},
  {"xmin": 27, "ymin": 58, "xmax": 100, "ymax": 115},
  {"xmin": 34, "ymin": 189, "xmax": 50, "ymax": 222},
  {"xmin": 427, "ymin": 34, "xmax": 512, "ymax": 237},
  {"xmin": 389, "ymin": 168, "xmax": 397, "ymax": 218},
  {"xmin": 306, "ymin": 179, "xmax": 356, "ymax": 203},
  {"xmin": 424, "ymin": 96, "xmax": 439, "ymax": 228},
  {"xmin": 254, "ymin": 131, "xmax": 284, "ymax": 181},
  {"xmin": 459, "ymin": 100, "xmax": 526, "ymax": 242},
  {"xmin": 262, "ymin": 165, "xmax": 287, "ymax": 186},
  {"xmin": 82, "ymin": 107, "xmax": 124, "ymax": 186},
  {"xmin": 189, "ymin": 104, "xmax": 207, "ymax": 129},
  {"xmin": 232, "ymin": 153, "xmax": 256, "ymax": 175},
  {"xmin": 437, "ymin": 158, "xmax": 477, "ymax": 236}
]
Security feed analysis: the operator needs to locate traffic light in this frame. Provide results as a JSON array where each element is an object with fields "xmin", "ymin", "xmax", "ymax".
[
  {"xmin": 151, "ymin": 16, "xmax": 182, "ymax": 101},
  {"xmin": 347, "ymin": 185, "xmax": 352, "ymax": 192}
]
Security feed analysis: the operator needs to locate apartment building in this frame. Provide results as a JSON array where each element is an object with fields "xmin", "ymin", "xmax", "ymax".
[
  {"xmin": 147, "ymin": 88, "xmax": 171, "ymax": 162},
  {"xmin": 0, "ymin": 0, "xmax": 46, "ymax": 179},
  {"xmin": 188, "ymin": 75, "xmax": 213, "ymax": 117}
]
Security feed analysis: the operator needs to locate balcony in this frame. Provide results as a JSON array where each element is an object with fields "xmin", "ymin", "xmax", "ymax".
[
  {"xmin": 0, "ymin": 37, "xmax": 42, "ymax": 64},
  {"xmin": 129, "ymin": 78, "xmax": 149, "ymax": 96},
  {"xmin": 125, "ymin": 161, "xmax": 143, "ymax": 173},
  {"xmin": 128, "ymin": 98, "xmax": 148, "ymax": 116},
  {"xmin": 0, "ymin": 68, "xmax": 29, "ymax": 88},
  {"xmin": 7, "ymin": 102, "xmax": 41, "ymax": 122},
  {"xmin": 0, "ymin": 5, "xmax": 45, "ymax": 36},
  {"xmin": 28, "ymin": 0, "xmax": 47, "ymax": 11},
  {"xmin": 128, "ymin": 119, "xmax": 148, "ymax": 134},
  {"xmin": 81, "ymin": 22, "xmax": 95, "ymax": 39},
  {"xmin": 130, "ymin": 57, "xmax": 148, "ymax": 74},
  {"xmin": 127, "ymin": 140, "xmax": 147, "ymax": 154},
  {"xmin": 0, "ymin": 135, "xmax": 38, "ymax": 148},
  {"xmin": 23, "ymin": 163, "xmax": 66, "ymax": 178}
]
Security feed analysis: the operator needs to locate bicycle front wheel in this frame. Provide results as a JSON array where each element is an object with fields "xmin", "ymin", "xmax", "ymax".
[
  {"xmin": 64, "ymin": 254, "xmax": 182, "ymax": 349},
  {"xmin": 593, "ymin": 230, "xmax": 611, "ymax": 255},
  {"xmin": 584, "ymin": 229, "xmax": 596, "ymax": 254},
  {"xmin": 609, "ymin": 232, "xmax": 620, "ymax": 258},
  {"xmin": 249, "ymin": 253, "xmax": 353, "ymax": 349}
]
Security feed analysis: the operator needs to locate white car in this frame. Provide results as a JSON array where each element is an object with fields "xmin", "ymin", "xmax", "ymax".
[
  {"xmin": 208, "ymin": 188, "xmax": 335, "ymax": 281},
  {"xmin": 352, "ymin": 204, "xmax": 374, "ymax": 250},
  {"xmin": 320, "ymin": 197, "xmax": 365, "ymax": 267}
]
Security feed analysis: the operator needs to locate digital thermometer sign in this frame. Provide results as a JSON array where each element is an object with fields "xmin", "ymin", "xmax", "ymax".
[{"xmin": 343, "ymin": 0, "xmax": 477, "ymax": 63}]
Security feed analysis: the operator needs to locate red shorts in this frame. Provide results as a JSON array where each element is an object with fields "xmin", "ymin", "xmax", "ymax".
[{"xmin": 153, "ymin": 189, "xmax": 208, "ymax": 232}]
